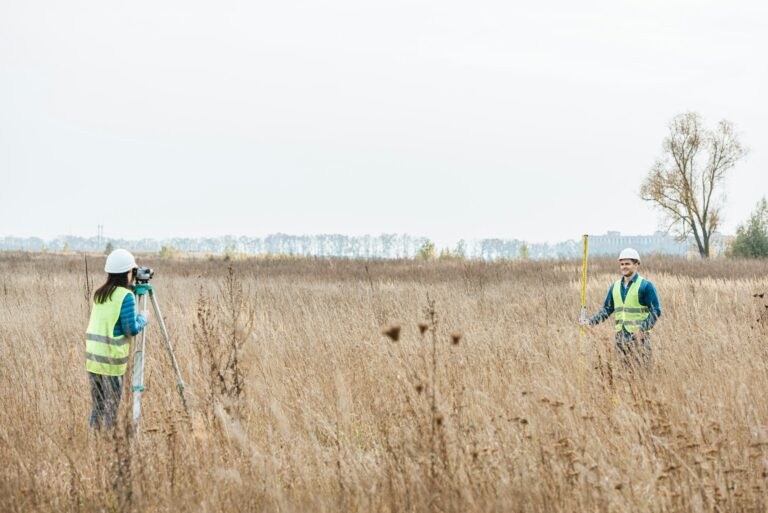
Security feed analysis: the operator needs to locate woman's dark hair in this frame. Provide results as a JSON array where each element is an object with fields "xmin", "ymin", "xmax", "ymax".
[{"xmin": 94, "ymin": 271, "xmax": 133, "ymax": 304}]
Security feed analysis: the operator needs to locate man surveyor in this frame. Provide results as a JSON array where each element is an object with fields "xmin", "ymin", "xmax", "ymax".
[{"xmin": 580, "ymin": 248, "xmax": 661, "ymax": 367}]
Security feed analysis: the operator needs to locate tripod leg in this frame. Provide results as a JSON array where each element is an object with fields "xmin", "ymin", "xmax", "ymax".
[
  {"xmin": 132, "ymin": 293, "xmax": 148, "ymax": 436},
  {"xmin": 149, "ymin": 291, "xmax": 190, "ymax": 414}
]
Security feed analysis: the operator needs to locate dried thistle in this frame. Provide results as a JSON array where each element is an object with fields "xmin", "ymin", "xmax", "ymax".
[{"xmin": 383, "ymin": 325, "xmax": 401, "ymax": 342}]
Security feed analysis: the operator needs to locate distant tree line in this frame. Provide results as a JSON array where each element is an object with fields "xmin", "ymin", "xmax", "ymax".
[
  {"xmin": 0, "ymin": 233, "xmax": 428, "ymax": 259},
  {"xmin": 0, "ymin": 232, "xmax": 696, "ymax": 260}
]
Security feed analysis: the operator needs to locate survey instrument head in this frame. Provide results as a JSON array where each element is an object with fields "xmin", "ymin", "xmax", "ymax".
[{"xmin": 134, "ymin": 266, "xmax": 155, "ymax": 284}]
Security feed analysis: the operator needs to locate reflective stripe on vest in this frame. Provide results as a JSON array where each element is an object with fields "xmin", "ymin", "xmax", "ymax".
[
  {"xmin": 612, "ymin": 277, "xmax": 650, "ymax": 334},
  {"xmin": 85, "ymin": 287, "xmax": 132, "ymax": 376}
]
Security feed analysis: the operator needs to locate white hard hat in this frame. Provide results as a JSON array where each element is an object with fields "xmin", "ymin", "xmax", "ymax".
[
  {"xmin": 105, "ymin": 249, "xmax": 137, "ymax": 273},
  {"xmin": 618, "ymin": 248, "xmax": 640, "ymax": 262}
]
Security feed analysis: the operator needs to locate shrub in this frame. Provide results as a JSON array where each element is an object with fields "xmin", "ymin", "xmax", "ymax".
[
  {"xmin": 729, "ymin": 197, "xmax": 768, "ymax": 258},
  {"xmin": 417, "ymin": 240, "xmax": 436, "ymax": 261}
]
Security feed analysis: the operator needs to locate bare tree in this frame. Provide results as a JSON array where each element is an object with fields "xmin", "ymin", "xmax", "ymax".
[{"xmin": 640, "ymin": 112, "xmax": 746, "ymax": 258}]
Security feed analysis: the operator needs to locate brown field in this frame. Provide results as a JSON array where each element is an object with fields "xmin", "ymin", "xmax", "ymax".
[{"xmin": 1, "ymin": 252, "xmax": 768, "ymax": 513}]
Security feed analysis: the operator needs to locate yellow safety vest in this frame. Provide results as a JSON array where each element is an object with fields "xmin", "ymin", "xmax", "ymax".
[
  {"xmin": 85, "ymin": 287, "xmax": 132, "ymax": 376},
  {"xmin": 612, "ymin": 277, "xmax": 650, "ymax": 334}
]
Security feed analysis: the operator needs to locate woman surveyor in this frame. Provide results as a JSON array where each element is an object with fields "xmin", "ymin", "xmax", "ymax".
[{"xmin": 85, "ymin": 249, "xmax": 150, "ymax": 429}]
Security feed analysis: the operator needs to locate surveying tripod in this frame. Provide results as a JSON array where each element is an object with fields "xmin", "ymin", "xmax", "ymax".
[{"xmin": 132, "ymin": 282, "xmax": 189, "ymax": 437}]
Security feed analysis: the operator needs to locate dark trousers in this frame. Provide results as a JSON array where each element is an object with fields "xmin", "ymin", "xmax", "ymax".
[
  {"xmin": 88, "ymin": 372, "xmax": 123, "ymax": 430},
  {"xmin": 615, "ymin": 330, "xmax": 652, "ymax": 369}
]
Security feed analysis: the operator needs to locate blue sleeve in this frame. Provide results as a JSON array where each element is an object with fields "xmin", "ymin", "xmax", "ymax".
[
  {"xmin": 588, "ymin": 285, "xmax": 615, "ymax": 325},
  {"xmin": 118, "ymin": 293, "xmax": 147, "ymax": 337},
  {"xmin": 639, "ymin": 280, "xmax": 661, "ymax": 332}
]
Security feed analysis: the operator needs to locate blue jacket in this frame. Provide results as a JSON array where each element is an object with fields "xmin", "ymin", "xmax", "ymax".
[
  {"xmin": 113, "ymin": 293, "xmax": 147, "ymax": 337},
  {"xmin": 588, "ymin": 273, "xmax": 661, "ymax": 333}
]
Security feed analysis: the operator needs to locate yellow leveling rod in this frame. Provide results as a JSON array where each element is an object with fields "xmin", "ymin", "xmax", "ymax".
[{"xmin": 578, "ymin": 234, "xmax": 588, "ymax": 385}]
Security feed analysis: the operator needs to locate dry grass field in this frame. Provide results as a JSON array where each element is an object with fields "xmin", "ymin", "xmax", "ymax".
[{"xmin": 2, "ymin": 252, "xmax": 768, "ymax": 513}]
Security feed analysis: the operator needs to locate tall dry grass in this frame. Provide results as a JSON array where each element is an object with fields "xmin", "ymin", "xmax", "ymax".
[{"xmin": 1, "ymin": 252, "xmax": 768, "ymax": 512}]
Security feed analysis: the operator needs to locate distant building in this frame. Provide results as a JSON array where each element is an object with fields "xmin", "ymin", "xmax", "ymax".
[
  {"xmin": 588, "ymin": 231, "xmax": 731, "ymax": 258},
  {"xmin": 588, "ymin": 231, "xmax": 688, "ymax": 257},
  {"xmin": 707, "ymin": 232, "xmax": 734, "ymax": 257}
]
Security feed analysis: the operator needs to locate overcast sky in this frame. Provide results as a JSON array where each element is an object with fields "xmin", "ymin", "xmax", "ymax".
[{"xmin": 1, "ymin": 0, "xmax": 766, "ymax": 247}]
